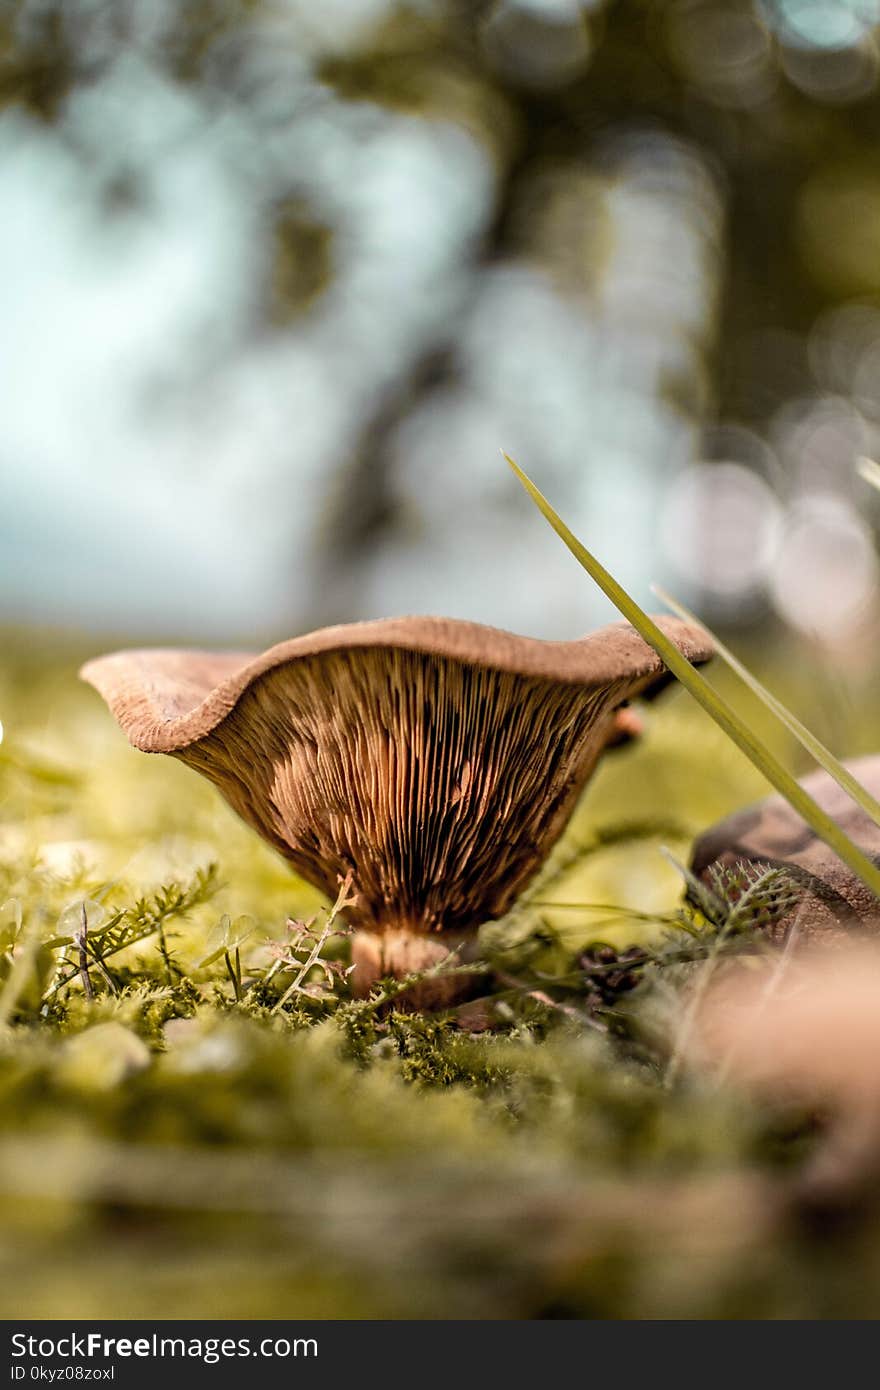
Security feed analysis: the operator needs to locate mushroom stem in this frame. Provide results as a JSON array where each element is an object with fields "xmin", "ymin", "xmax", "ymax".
[{"xmin": 351, "ymin": 928, "xmax": 483, "ymax": 1009}]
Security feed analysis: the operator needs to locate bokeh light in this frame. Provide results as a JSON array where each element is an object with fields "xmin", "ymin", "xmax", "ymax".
[
  {"xmin": 780, "ymin": 28, "xmax": 878, "ymax": 102},
  {"xmin": 769, "ymin": 493, "xmax": 879, "ymax": 640},
  {"xmin": 480, "ymin": 0, "xmax": 595, "ymax": 90},
  {"xmin": 660, "ymin": 461, "xmax": 783, "ymax": 616},
  {"xmin": 666, "ymin": 2, "xmax": 777, "ymax": 110},
  {"xmin": 758, "ymin": 0, "xmax": 880, "ymax": 51}
]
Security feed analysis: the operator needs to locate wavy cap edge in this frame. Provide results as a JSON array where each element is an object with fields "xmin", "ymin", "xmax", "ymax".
[{"xmin": 80, "ymin": 613, "xmax": 713, "ymax": 754}]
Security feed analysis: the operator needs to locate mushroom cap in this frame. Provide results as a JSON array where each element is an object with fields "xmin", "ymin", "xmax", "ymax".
[
  {"xmin": 82, "ymin": 614, "xmax": 712, "ymax": 937},
  {"xmin": 691, "ymin": 756, "xmax": 880, "ymax": 942}
]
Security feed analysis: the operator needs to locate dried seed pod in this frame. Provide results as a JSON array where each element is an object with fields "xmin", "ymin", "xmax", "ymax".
[
  {"xmin": 82, "ymin": 615, "xmax": 712, "ymax": 1003},
  {"xmin": 691, "ymin": 757, "xmax": 880, "ymax": 943}
]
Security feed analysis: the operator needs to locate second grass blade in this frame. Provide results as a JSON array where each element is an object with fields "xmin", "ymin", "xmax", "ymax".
[
  {"xmin": 504, "ymin": 452, "xmax": 880, "ymax": 901},
  {"xmin": 653, "ymin": 583, "xmax": 880, "ymax": 830}
]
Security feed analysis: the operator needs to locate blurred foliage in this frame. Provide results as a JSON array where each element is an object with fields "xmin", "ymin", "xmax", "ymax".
[
  {"xmin": 4, "ymin": 0, "xmax": 879, "ymax": 417},
  {"xmin": 7, "ymin": 0, "xmax": 880, "ymax": 638},
  {"xmin": 5, "ymin": 643, "xmax": 880, "ymax": 1317}
]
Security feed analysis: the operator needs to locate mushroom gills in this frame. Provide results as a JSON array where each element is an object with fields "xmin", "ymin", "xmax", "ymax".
[{"xmin": 177, "ymin": 650, "xmax": 619, "ymax": 926}]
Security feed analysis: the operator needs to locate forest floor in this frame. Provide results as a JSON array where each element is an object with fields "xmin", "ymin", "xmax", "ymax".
[{"xmin": 3, "ymin": 633, "xmax": 880, "ymax": 1319}]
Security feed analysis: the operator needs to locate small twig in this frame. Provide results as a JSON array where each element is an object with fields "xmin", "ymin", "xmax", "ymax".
[
  {"xmin": 224, "ymin": 948, "xmax": 243, "ymax": 1003},
  {"xmin": 271, "ymin": 873, "xmax": 356, "ymax": 1016},
  {"xmin": 156, "ymin": 920, "xmax": 177, "ymax": 986},
  {"xmin": 76, "ymin": 903, "xmax": 94, "ymax": 1002},
  {"xmin": 84, "ymin": 934, "xmax": 119, "ymax": 996}
]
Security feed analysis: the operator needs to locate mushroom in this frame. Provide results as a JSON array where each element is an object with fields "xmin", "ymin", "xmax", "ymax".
[
  {"xmin": 691, "ymin": 757, "xmax": 880, "ymax": 944},
  {"xmin": 81, "ymin": 615, "xmax": 712, "ymax": 1005}
]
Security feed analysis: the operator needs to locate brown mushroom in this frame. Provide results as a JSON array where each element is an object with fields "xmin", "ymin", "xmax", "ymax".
[
  {"xmin": 691, "ymin": 757, "xmax": 880, "ymax": 944},
  {"xmin": 81, "ymin": 615, "xmax": 712, "ymax": 1005}
]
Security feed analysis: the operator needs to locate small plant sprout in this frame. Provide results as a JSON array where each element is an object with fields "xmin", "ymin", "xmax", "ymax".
[
  {"xmin": 45, "ymin": 866, "xmax": 220, "ymax": 999},
  {"xmin": 81, "ymin": 615, "xmax": 712, "ymax": 1007},
  {"xmin": 197, "ymin": 913, "xmax": 257, "ymax": 1002},
  {"xmin": 268, "ymin": 872, "xmax": 356, "ymax": 1015}
]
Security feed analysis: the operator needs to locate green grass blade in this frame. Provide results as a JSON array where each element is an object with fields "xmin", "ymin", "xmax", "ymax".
[
  {"xmin": 504, "ymin": 452, "xmax": 880, "ymax": 901},
  {"xmin": 652, "ymin": 583, "xmax": 880, "ymax": 830}
]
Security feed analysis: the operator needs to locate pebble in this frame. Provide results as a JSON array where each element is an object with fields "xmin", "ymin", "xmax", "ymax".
[{"xmin": 690, "ymin": 757, "xmax": 880, "ymax": 941}]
